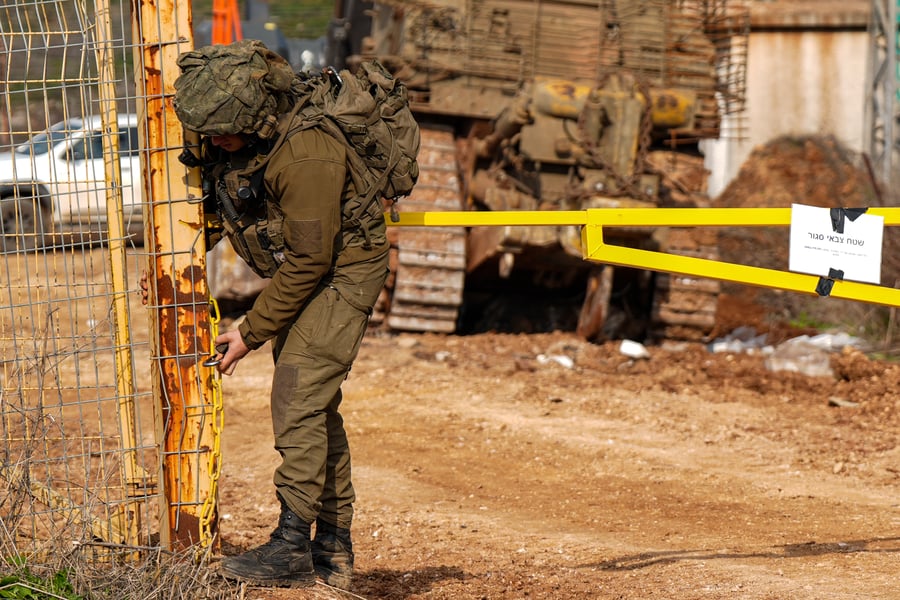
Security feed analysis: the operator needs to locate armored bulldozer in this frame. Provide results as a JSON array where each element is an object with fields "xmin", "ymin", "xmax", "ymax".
[{"xmin": 323, "ymin": 0, "xmax": 749, "ymax": 342}]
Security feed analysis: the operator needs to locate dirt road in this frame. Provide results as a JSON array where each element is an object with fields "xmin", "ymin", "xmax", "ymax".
[{"xmin": 214, "ymin": 322, "xmax": 900, "ymax": 600}]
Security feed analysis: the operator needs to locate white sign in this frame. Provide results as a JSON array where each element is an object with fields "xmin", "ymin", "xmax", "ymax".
[{"xmin": 788, "ymin": 203, "xmax": 883, "ymax": 284}]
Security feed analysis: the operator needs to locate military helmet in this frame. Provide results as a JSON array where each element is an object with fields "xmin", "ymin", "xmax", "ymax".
[{"xmin": 174, "ymin": 39, "xmax": 296, "ymax": 136}]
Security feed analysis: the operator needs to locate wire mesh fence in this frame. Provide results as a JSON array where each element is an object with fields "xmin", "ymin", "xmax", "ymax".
[
  {"xmin": 0, "ymin": 0, "xmax": 218, "ymax": 564},
  {"xmin": 1, "ymin": 248, "xmax": 156, "ymax": 554}
]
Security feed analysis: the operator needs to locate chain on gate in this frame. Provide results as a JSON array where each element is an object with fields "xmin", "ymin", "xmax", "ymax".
[{"xmin": 197, "ymin": 297, "xmax": 225, "ymax": 556}]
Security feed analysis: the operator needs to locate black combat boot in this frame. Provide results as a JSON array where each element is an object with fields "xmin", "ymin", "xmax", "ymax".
[
  {"xmin": 311, "ymin": 518, "xmax": 354, "ymax": 589},
  {"xmin": 219, "ymin": 501, "xmax": 316, "ymax": 587}
]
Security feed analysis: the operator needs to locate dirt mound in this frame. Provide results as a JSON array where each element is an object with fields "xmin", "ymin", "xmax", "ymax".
[{"xmin": 718, "ymin": 134, "xmax": 879, "ymax": 210}]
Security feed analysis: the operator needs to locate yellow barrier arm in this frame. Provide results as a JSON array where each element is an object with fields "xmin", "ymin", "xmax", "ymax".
[{"xmin": 388, "ymin": 207, "xmax": 900, "ymax": 309}]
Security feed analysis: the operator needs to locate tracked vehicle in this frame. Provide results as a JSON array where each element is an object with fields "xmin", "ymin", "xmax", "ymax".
[{"xmin": 322, "ymin": 0, "xmax": 750, "ymax": 341}]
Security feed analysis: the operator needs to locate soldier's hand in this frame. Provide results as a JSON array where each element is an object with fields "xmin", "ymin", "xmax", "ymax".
[{"xmin": 215, "ymin": 329, "xmax": 250, "ymax": 376}]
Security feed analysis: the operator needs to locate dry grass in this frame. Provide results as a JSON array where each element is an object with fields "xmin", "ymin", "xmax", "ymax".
[{"xmin": 0, "ymin": 527, "xmax": 241, "ymax": 599}]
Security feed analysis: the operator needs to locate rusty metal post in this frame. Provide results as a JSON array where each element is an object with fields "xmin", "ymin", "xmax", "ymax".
[{"xmin": 131, "ymin": 0, "xmax": 219, "ymax": 551}]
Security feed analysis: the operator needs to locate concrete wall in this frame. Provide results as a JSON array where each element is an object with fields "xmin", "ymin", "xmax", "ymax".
[{"xmin": 706, "ymin": 3, "xmax": 870, "ymax": 197}]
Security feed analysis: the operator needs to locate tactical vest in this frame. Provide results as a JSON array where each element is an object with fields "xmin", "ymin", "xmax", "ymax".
[
  {"xmin": 213, "ymin": 158, "xmax": 286, "ymax": 279},
  {"xmin": 207, "ymin": 127, "xmax": 387, "ymax": 279}
]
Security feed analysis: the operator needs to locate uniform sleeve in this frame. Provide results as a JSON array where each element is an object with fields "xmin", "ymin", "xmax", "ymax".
[{"xmin": 238, "ymin": 128, "xmax": 346, "ymax": 349}]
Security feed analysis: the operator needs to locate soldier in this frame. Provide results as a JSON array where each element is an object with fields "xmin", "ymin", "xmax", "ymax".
[{"xmin": 172, "ymin": 39, "xmax": 390, "ymax": 590}]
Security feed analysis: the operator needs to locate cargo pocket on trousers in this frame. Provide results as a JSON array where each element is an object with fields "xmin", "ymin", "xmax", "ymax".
[
  {"xmin": 309, "ymin": 287, "xmax": 369, "ymax": 367},
  {"xmin": 271, "ymin": 363, "xmax": 299, "ymax": 439}
]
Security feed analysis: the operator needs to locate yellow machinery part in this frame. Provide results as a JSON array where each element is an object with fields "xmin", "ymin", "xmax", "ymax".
[{"xmin": 532, "ymin": 78, "xmax": 696, "ymax": 131}]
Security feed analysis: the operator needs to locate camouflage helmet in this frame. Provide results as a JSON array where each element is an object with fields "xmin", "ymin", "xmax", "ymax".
[{"xmin": 173, "ymin": 39, "xmax": 296, "ymax": 136}]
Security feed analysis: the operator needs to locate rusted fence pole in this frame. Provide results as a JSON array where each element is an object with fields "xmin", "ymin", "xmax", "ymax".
[{"xmin": 131, "ymin": 0, "xmax": 219, "ymax": 551}]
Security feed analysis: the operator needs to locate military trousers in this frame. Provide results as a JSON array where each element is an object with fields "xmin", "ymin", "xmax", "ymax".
[{"xmin": 269, "ymin": 253, "xmax": 388, "ymax": 529}]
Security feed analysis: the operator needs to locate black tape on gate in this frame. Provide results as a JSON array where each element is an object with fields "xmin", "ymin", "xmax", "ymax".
[
  {"xmin": 829, "ymin": 207, "xmax": 868, "ymax": 234},
  {"xmin": 815, "ymin": 268, "xmax": 844, "ymax": 297}
]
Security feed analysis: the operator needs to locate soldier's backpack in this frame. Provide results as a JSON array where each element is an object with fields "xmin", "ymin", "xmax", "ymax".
[
  {"xmin": 176, "ymin": 39, "xmax": 419, "ymax": 222},
  {"xmin": 294, "ymin": 60, "xmax": 420, "ymax": 223}
]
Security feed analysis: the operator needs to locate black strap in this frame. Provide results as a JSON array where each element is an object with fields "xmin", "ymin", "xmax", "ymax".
[{"xmin": 829, "ymin": 207, "xmax": 868, "ymax": 234}]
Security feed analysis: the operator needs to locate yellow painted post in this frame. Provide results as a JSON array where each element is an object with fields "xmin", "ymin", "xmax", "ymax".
[
  {"xmin": 94, "ymin": 0, "xmax": 142, "ymax": 549},
  {"xmin": 132, "ymin": 0, "xmax": 219, "ymax": 551}
]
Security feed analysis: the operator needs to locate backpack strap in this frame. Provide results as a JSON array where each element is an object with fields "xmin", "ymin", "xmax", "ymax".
[{"xmin": 234, "ymin": 96, "xmax": 309, "ymax": 184}]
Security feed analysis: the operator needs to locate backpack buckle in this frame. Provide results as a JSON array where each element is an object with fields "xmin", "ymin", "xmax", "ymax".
[{"xmin": 257, "ymin": 115, "xmax": 278, "ymax": 140}]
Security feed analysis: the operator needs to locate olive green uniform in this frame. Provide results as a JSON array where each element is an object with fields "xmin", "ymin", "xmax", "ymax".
[
  {"xmin": 231, "ymin": 125, "xmax": 389, "ymax": 529},
  {"xmin": 172, "ymin": 38, "xmax": 395, "ymax": 588}
]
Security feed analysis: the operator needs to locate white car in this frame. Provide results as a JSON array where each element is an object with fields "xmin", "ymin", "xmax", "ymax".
[{"xmin": 0, "ymin": 113, "xmax": 143, "ymax": 251}]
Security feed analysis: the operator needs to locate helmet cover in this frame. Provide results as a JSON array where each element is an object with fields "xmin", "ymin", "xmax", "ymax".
[{"xmin": 174, "ymin": 39, "xmax": 295, "ymax": 135}]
